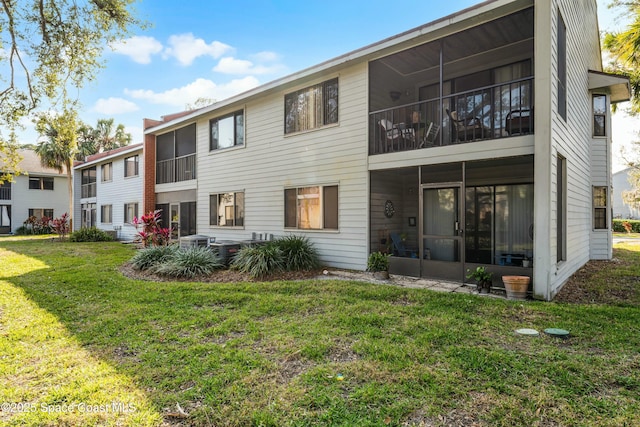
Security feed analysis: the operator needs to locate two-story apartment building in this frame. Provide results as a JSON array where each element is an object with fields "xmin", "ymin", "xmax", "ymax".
[
  {"xmin": 142, "ymin": 0, "xmax": 629, "ymax": 300},
  {"xmin": 0, "ymin": 149, "xmax": 70, "ymax": 234},
  {"xmin": 612, "ymin": 168, "xmax": 640, "ymax": 219},
  {"xmin": 73, "ymin": 144, "xmax": 143, "ymax": 240}
]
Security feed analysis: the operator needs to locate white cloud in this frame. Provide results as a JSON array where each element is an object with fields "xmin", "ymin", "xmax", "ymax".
[
  {"xmin": 124, "ymin": 76, "xmax": 261, "ymax": 107},
  {"xmin": 163, "ymin": 33, "xmax": 233, "ymax": 66},
  {"xmin": 250, "ymin": 51, "xmax": 281, "ymax": 62},
  {"xmin": 92, "ymin": 97, "xmax": 139, "ymax": 115},
  {"xmin": 110, "ymin": 36, "xmax": 163, "ymax": 64},
  {"xmin": 213, "ymin": 57, "xmax": 285, "ymax": 75}
]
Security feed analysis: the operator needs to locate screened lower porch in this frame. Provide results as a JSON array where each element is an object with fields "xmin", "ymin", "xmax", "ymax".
[{"xmin": 370, "ymin": 155, "xmax": 534, "ymax": 290}]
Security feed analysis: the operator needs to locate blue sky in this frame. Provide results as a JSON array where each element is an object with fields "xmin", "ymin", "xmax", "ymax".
[{"xmin": 22, "ymin": 0, "xmax": 636, "ymax": 170}]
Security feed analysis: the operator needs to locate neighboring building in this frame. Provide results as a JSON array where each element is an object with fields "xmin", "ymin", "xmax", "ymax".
[
  {"xmin": 142, "ymin": 0, "xmax": 629, "ymax": 300},
  {"xmin": 0, "ymin": 149, "xmax": 70, "ymax": 234},
  {"xmin": 73, "ymin": 144, "xmax": 143, "ymax": 240},
  {"xmin": 613, "ymin": 168, "xmax": 640, "ymax": 219}
]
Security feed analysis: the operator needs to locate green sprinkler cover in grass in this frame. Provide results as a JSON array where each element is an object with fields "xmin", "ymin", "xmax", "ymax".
[{"xmin": 544, "ymin": 328, "xmax": 570, "ymax": 337}]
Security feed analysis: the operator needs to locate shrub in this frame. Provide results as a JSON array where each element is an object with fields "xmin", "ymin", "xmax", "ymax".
[
  {"xmin": 69, "ymin": 227, "xmax": 114, "ymax": 242},
  {"xmin": 367, "ymin": 251, "xmax": 389, "ymax": 272},
  {"xmin": 21, "ymin": 216, "xmax": 52, "ymax": 234},
  {"xmin": 130, "ymin": 245, "xmax": 179, "ymax": 271},
  {"xmin": 275, "ymin": 235, "xmax": 320, "ymax": 271},
  {"xmin": 15, "ymin": 225, "xmax": 32, "ymax": 235},
  {"xmin": 613, "ymin": 219, "xmax": 640, "ymax": 233},
  {"xmin": 51, "ymin": 213, "xmax": 70, "ymax": 241},
  {"xmin": 232, "ymin": 242, "xmax": 285, "ymax": 278},
  {"xmin": 152, "ymin": 247, "xmax": 223, "ymax": 278},
  {"xmin": 132, "ymin": 209, "xmax": 172, "ymax": 247}
]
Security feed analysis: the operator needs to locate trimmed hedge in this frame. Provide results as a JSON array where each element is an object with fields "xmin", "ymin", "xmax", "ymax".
[
  {"xmin": 613, "ymin": 219, "xmax": 640, "ymax": 233},
  {"xmin": 70, "ymin": 227, "xmax": 114, "ymax": 242}
]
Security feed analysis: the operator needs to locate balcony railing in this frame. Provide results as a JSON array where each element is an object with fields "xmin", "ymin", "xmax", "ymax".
[
  {"xmin": 0, "ymin": 186, "xmax": 10, "ymax": 200},
  {"xmin": 369, "ymin": 77, "xmax": 534, "ymax": 155},
  {"xmin": 156, "ymin": 153, "xmax": 196, "ymax": 184},
  {"xmin": 81, "ymin": 183, "xmax": 96, "ymax": 198}
]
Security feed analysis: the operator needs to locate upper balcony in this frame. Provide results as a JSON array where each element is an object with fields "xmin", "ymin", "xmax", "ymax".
[
  {"xmin": 156, "ymin": 123, "xmax": 196, "ymax": 185},
  {"xmin": 369, "ymin": 6, "xmax": 534, "ymax": 156}
]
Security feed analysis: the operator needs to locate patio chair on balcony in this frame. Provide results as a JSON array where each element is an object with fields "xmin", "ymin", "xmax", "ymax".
[
  {"xmin": 419, "ymin": 122, "xmax": 440, "ymax": 148},
  {"xmin": 446, "ymin": 109, "xmax": 489, "ymax": 142},
  {"xmin": 379, "ymin": 119, "xmax": 408, "ymax": 152}
]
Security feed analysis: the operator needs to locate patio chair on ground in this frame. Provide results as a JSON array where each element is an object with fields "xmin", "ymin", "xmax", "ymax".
[{"xmin": 390, "ymin": 232, "xmax": 408, "ymax": 257}]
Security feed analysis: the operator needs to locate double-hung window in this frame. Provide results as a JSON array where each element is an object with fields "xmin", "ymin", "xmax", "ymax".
[
  {"xmin": 284, "ymin": 78, "xmax": 338, "ymax": 134},
  {"xmin": 124, "ymin": 155, "xmax": 139, "ymax": 177},
  {"xmin": 593, "ymin": 186, "xmax": 608, "ymax": 230},
  {"xmin": 210, "ymin": 111, "xmax": 244, "ymax": 150},
  {"xmin": 28, "ymin": 177, "xmax": 54, "ymax": 190},
  {"xmin": 124, "ymin": 203, "xmax": 138, "ymax": 223},
  {"xmin": 209, "ymin": 192, "xmax": 244, "ymax": 227},
  {"xmin": 284, "ymin": 185, "xmax": 338, "ymax": 230},
  {"xmin": 593, "ymin": 95, "xmax": 606, "ymax": 137},
  {"xmin": 101, "ymin": 204, "xmax": 113, "ymax": 224},
  {"xmin": 29, "ymin": 208, "xmax": 54, "ymax": 219},
  {"xmin": 102, "ymin": 163, "xmax": 113, "ymax": 182}
]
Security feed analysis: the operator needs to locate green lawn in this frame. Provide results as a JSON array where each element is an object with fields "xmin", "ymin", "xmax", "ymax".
[{"xmin": 1, "ymin": 238, "xmax": 639, "ymax": 426}]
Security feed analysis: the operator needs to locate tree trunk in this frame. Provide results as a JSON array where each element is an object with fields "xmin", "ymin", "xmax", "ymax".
[{"xmin": 66, "ymin": 161, "xmax": 73, "ymax": 229}]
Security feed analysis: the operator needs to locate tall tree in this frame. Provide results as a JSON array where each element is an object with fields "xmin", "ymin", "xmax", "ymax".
[
  {"xmin": 0, "ymin": 0, "xmax": 141, "ymax": 182},
  {"xmin": 74, "ymin": 118, "xmax": 132, "ymax": 160},
  {"xmin": 604, "ymin": 1, "xmax": 640, "ymax": 212},
  {"xmin": 93, "ymin": 118, "xmax": 132, "ymax": 152},
  {"xmin": 34, "ymin": 108, "xmax": 79, "ymax": 223},
  {"xmin": 603, "ymin": 0, "xmax": 640, "ymax": 113}
]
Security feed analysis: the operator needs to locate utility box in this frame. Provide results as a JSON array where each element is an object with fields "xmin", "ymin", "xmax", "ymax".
[
  {"xmin": 179, "ymin": 235, "xmax": 210, "ymax": 249},
  {"xmin": 208, "ymin": 240, "xmax": 242, "ymax": 264}
]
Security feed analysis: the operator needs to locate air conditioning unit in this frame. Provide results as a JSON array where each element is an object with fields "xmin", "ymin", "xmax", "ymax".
[
  {"xmin": 179, "ymin": 234, "xmax": 210, "ymax": 249},
  {"xmin": 208, "ymin": 240, "xmax": 242, "ymax": 264}
]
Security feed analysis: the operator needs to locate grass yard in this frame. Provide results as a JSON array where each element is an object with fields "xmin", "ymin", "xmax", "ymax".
[{"xmin": 1, "ymin": 238, "xmax": 639, "ymax": 426}]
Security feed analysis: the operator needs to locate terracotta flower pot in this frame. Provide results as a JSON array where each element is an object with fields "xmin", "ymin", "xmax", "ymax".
[{"xmin": 502, "ymin": 275, "xmax": 530, "ymax": 300}]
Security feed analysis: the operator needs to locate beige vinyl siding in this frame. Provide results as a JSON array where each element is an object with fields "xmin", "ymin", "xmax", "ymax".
[
  {"xmin": 95, "ymin": 152, "xmax": 143, "ymax": 240},
  {"xmin": 10, "ymin": 174, "xmax": 69, "ymax": 233},
  {"xmin": 544, "ymin": 0, "xmax": 603, "ymax": 297},
  {"xmin": 590, "ymin": 106, "xmax": 612, "ymax": 259},
  {"xmin": 73, "ymin": 149, "xmax": 144, "ymax": 240},
  {"xmin": 196, "ymin": 63, "xmax": 369, "ymax": 270}
]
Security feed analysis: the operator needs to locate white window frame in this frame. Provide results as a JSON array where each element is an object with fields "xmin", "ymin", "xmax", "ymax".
[
  {"xmin": 124, "ymin": 202, "xmax": 139, "ymax": 223},
  {"xmin": 284, "ymin": 184, "xmax": 338, "ymax": 230},
  {"xmin": 101, "ymin": 162, "xmax": 113, "ymax": 182},
  {"xmin": 209, "ymin": 192, "xmax": 245, "ymax": 227},
  {"xmin": 593, "ymin": 186, "xmax": 608, "ymax": 230}
]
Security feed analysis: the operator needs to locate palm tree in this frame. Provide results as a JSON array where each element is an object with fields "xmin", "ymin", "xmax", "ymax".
[
  {"xmin": 34, "ymin": 109, "xmax": 78, "ymax": 225},
  {"xmin": 74, "ymin": 118, "xmax": 132, "ymax": 160},
  {"xmin": 603, "ymin": 1, "xmax": 640, "ymax": 113},
  {"xmin": 94, "ymin": 118, "xmax": 131, "ymax": 152}
]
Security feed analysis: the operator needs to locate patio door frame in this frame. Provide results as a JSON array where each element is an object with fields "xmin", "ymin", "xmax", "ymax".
[{"xmin": 419, "ymin": 182, "xmax": 465, "ymax": 281}]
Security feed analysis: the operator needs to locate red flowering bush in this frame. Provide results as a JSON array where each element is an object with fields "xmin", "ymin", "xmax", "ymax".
[
  {"xmin": 51, "ymin": 213, "xmax": 70, "ymax": 241},
  {"xmin": 133, "ymin": 209, "xmax": 172, "ymax": 247}
]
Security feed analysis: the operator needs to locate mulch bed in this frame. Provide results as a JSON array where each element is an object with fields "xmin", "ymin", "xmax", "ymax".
[
  {"xmin": 119, "ymin": 262, "xmax": 324, "ymax": 283},
  {"xmin": 553, "ymin": 257, "xmax": 639, "ymax": 305}
]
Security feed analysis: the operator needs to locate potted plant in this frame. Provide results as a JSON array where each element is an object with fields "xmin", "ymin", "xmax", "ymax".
[
  {"xmin": 466, "ymin": 266, "xmax": 493, "ymax": 294},
  {"xmin": 367, "ymin": 251, "xmax": 390, "ymax": 280},
  {"xmin": 502, "ymin": 275, "xmax": 530, "ymax": 300}
]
